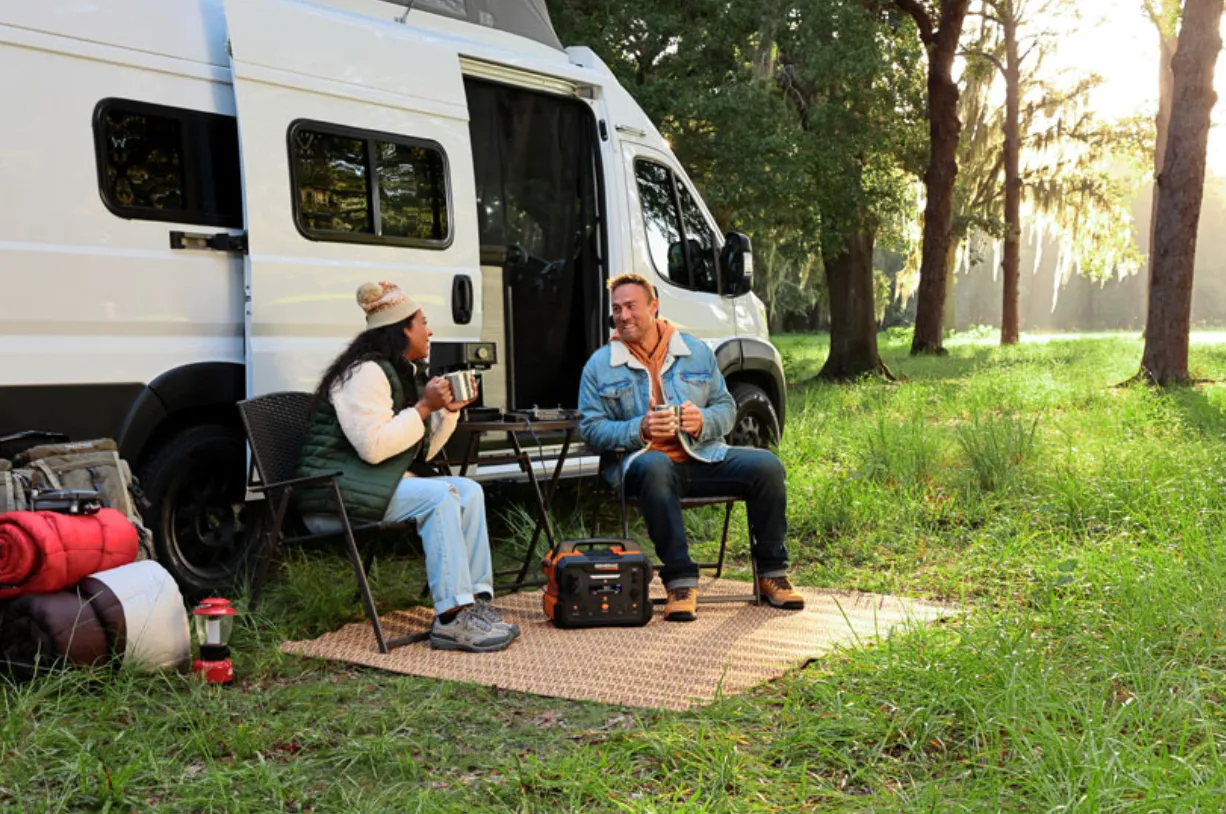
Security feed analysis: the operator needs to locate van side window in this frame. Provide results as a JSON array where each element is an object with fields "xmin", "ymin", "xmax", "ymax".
[
  {"xmin": 634, "ymin": 159, "xmax": 720, "ymax": 294},
  {"xmin": 290, "ymin": 121, "xmax": 451, "ymax": 248},
  {"xmin": 634, "ymin": 161, "xmax": 688, "ymax": 288},
  {"xmin": 676, "ymin": 183, "xmax": 720, "ymax": 295},
  {"xmin": 93, "ymin": 99, "xmax": 243, "ymax": 228},
  {"xmin": 294, "ymin": 132, "xmax": 371, "ymax": 233}
]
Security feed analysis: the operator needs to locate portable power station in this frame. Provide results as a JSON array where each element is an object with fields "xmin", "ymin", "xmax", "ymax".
[{"xmin": 542, "ymin": 538, "xmax": 654, "ymax": 628}]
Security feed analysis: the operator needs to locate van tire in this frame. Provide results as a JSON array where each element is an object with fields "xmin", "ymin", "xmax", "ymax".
[
  {"xmin": 139, "ymin": 424, "xmax": 257, "ymax": 597},
  {"xmin": 727, "ymin": 382, "xmax": 779, "ymax": 449}
]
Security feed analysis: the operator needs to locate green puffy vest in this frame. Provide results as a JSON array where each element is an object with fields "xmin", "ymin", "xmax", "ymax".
[{"xmin": 294, "ymin": 358, "xmax": 430, "ymax": 524}]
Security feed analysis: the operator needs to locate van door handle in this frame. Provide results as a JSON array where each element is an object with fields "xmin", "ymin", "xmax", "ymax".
[
  {"xmin": 452, "ymin": 274, "xmax": 473, "ymax": 324},
  {"xmin": 169, "ymin": 231, "xmax": 248, "ymax": 254}
]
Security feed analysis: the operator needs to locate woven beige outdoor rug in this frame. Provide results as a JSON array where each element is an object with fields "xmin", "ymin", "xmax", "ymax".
[{"xmin": 280, "ymin": 578, "xmax": 955, "ymax": 711}]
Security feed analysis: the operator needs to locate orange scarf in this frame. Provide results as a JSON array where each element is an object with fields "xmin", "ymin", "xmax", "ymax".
[{"xmin": 617, "ymin": 321, "xmax": 688, "ymax": 462}]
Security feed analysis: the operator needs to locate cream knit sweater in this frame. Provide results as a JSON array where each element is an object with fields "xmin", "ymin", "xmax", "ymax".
[{"xmin": 331, "ymin": 361, "xmax": 459, "ymax": 467}]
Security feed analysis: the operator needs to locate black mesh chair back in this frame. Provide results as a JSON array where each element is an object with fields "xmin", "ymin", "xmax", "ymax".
[{"xmin": 238, "ymin": 391, "xmax": 315, "ymax": 486}]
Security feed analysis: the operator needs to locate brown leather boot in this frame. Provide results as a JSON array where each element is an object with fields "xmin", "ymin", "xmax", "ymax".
[
  {"xmin": 758, "ymin": 576, "xmax": 805, "ymax": 610},
  {"xmin": 664, "ymin": 586, "xmax": 698, "ymax": 621}
]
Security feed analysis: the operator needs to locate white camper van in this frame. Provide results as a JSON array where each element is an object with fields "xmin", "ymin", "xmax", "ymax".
[{"xmin": 0, "ymin": 0, "xmax": 786, "ymax": 591}]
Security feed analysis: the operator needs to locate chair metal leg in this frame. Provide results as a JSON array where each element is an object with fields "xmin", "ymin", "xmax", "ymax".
[
  {"xmin": 751, "ymin": 533, "xmax": 760, "ymax": 605},
  {"xmin": 714, "ymin": 501, "xmax": 733, "ymax": 579},
  {"xmin": 590, "ymin": 479, "xmax": 602, "ymax": 536},
  {"xmin": 250, "ymin": 487, "xmax": 293, "ymax": 609},
  {"xmin": 618, "ymin": 474, "xmax": 629, "ymax": 540},
  {"xmin": 330, "ymin": 480, "xmax": 390, "ymax": 654},
  {"xmin": 509, "ymin": 432, "xmax": 555, "ymax": 587},
  {"xmin": 356, "ymin": 543, "xmax": 377, "ymax": 604},
  {"xmin": 696, "ymin": 502, "xmax": 759, "ymax": 606}
]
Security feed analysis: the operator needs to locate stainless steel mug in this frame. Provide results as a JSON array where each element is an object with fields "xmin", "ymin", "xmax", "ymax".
[
  {"xmin": 652, "ymin": 402, "xmax": 681, "ymax": 429},
  {"xmin": 443, "ymin": 370, "xmax": 477, "ymax": 402}
]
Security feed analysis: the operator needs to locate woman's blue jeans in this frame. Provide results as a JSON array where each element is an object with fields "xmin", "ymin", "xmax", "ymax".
[{"xmin": 382, "ymin": 476, "xmax": 492, "ymax": 614}]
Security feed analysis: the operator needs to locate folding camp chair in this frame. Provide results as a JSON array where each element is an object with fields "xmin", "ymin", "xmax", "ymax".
[
  {"xmin": 237, "ymin": 391, "xmax": 425, "ymax": 653},
  {"xmin": 591, "ymin": 449, "xmax": 760, "ymax": 605}
]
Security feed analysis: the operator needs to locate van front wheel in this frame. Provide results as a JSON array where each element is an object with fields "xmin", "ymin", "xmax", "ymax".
[
  {"xmin": 727, "ymin": 382, "xmax": 780, "ymax": 449},
  {"xmin": 139, "ymin": 424, "xmax": 258, "ymax": 597}
]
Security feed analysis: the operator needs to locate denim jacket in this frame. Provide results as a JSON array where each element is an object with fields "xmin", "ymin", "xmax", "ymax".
[{"xmin": 578, "ymin": 329, "xmax": 736, "ymax": 485}]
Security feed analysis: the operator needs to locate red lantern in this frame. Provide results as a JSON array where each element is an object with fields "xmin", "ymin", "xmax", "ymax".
[{"xmin": 191, "ymin": 597, "xmax": 237, "ymax": 684}]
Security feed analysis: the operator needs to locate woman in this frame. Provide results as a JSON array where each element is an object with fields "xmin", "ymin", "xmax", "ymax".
[{"xmin": 296, "ymin": 281, "xmax": 517, "ymax": 653}]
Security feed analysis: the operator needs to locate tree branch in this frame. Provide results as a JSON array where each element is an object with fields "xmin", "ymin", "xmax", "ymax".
[
  {"xmin": 966, "ymin": 9, "xmax": 1003, "ymax": 26},
  {"xmin": 892, "ymin": 0, "xmax": 935, "ymax": 46},
  {"xmin": 961, "ymin": 48, "xmax": 1005, "ymax": 74},
  {"xmin": 1019, "ymin": 39, "xmax": 1039, "ymax": 66}
]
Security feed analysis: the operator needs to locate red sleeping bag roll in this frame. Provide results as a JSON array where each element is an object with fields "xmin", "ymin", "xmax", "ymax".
[{"xmin": 0, "ymin": 509, "xmax": 138, "ymax": 599}]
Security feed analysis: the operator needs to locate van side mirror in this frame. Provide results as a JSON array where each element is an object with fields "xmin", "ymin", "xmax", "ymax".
[{"xmin": 719, "ymin": 232, "xmax": 753, "ymax": 296}]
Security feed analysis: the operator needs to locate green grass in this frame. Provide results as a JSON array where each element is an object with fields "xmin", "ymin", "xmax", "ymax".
[{"xmin": 7, "ymin": 330, "xmax": 1226, "ymax": 811}]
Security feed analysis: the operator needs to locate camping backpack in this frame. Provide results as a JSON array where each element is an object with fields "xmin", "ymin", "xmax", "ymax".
[
  {"xmin": 0, "ymin": 459, "xmax": 30, "ymax": 514},
  {"xmin": 7, "ymin": 439, "xmax": 154, "ymax": 561}
]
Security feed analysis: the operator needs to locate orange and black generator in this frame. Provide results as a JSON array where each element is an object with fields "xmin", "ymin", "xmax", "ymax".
[{"xmin": 542, "ymin": 538, "xmax": 654, "ymax": 628}]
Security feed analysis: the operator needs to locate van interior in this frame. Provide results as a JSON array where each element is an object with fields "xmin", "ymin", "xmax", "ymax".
[{"xmin": 465, "ymin": 78, "xmax": 604, "ymax": 414}]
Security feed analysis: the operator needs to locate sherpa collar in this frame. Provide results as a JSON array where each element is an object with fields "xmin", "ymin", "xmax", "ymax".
[{"xmin": 609, "ymin": 328, "xmax": 690, "ymax": 368}]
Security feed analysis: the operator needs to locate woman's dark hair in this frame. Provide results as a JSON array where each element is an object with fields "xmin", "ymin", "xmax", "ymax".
[{"xmin": 315, "ymin": 313, "xmax": 417, "ymax": 401}]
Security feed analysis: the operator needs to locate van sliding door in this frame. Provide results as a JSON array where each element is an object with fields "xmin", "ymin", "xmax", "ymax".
[
  {"xmin": 465, "ymin": 78, "xmax": 602, "ymax": 412},
  {"xmin": 223, "ymin": 0, "xmax": 479, "ymax": 397}
]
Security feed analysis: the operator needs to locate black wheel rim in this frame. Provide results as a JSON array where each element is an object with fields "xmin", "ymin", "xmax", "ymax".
[
  {"xmin": 732, "ymin": 412, "xmax": 766, "ymax": 448},
  {"xmin": 165, "ymin": 456, "xmax": 251, "ymax": 584}
]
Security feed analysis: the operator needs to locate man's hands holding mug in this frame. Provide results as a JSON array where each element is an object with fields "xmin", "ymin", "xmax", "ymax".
[{"xmin": 640, "ymin": 401, "xmax": 703, "ymax": 442}]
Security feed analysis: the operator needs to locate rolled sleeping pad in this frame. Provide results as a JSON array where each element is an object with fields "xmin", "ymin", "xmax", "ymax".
[
  {"xmin": 78, "ymin": 560, "xmax": 191, "ymax": 672},
  {"xmin": 0, "ymin": 560, "xmax": 191, "ymax": 678}
]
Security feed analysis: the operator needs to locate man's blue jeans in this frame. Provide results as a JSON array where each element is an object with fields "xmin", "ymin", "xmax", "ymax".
[
  {"xmin": 382, "ymin": 476, "xmax": 493, "ymax": 615},
  {"xmin": 624, "ymin": 448, "xmax": 789, "ymax": 589}
]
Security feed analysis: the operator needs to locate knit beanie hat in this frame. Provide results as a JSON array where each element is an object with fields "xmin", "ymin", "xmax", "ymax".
[{"xmin": 356, "ymin": 281, "xmax": 421, "ymax": 330}]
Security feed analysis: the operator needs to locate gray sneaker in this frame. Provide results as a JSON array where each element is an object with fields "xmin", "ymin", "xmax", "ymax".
[
  {"xmin": 430, "ymin": 606, "xmax": 515, "ymax": 653},
  {"xmin": 475, "ymin": 598, "xmax": 521, "ymax": 639}
]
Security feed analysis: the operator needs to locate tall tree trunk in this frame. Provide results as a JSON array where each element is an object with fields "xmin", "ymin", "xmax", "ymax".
[
  {"xmin": 1148, "ymin": 33, "xmax": 1178, "ymax": 261},
  {"xmin": 1141, "ymin": 0, "xmax": 1181, "ymax": 337},
  {"xmin": 818, "ymin": 222, "xmax": 891, "ymax": 380},
  {"xmin": 942, "ymin": 233, "xmax": 961, "ymax": 332},
  {"xmin": 941, "ymin": 240, "xmax": 961, "ymax": 333},
  {"xmin": 1140, "ymin": 0, "xmax": 1223, "ymax": 385},
  {"xmin": 1000, "ymin": 6, "xmax": 1022, "ymax": 345},
  {"xmin": 1137, "ymin": 29, "xmax": 1176, "ymax": 333},
  {"xmin": 895, "ymin": 0, "xmax": 972, "ymax": 356}
]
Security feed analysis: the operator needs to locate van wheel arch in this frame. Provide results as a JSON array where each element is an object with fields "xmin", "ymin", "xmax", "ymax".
[
  {"xmin": 115, "ymin": 362, "xmax": 252, "ymax": 595},
  {"xmin": 715, "ymin": 338, "xmax": 786, "ymax": 439}
]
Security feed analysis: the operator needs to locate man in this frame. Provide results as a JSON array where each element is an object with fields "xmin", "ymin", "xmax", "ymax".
[{"xmin": 577, "ymin": 273, "xmax": 804, "ymax": 621}]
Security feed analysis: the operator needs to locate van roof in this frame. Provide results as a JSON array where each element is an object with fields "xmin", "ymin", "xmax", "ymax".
[
  {"xmin": 3, "ymin": 0, "xmax": 568, "ymax": 73},
  {"xmin": 379, "ymin": 0, "xmax": 562, "ymax": 50}
]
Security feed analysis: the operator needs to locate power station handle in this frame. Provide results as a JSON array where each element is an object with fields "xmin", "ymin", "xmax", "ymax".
[{"xmin": 552, "ymin": 538, "xmax": 642, "ymax": 556}]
